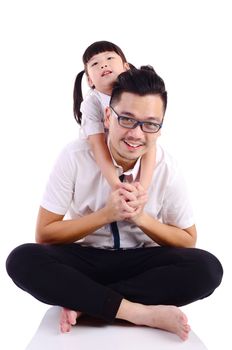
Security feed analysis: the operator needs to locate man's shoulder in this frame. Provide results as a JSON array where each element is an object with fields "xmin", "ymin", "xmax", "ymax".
[
  {"xmin": 61, "ymin": 138, "xmax": 92, "ymax": 160},
  {"xmin": 157, "ymin": 143, "xmax": 177, "ymax": 163},
  {"xmin": 156, "ymin": 143, "xmax": 179, "ymax": 173}
]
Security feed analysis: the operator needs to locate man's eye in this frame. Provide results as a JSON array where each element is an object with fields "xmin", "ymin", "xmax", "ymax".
[
  {"xmin": 145, "ymin": 122, "xmax": 156, "ymax": 127},
  {"xmin": 144, "ymin": 122, "xmax": 159, "ymax": 130},
  {"xmin": 121, "ymin": 117, "xmax": 135, "ymax": 124}
]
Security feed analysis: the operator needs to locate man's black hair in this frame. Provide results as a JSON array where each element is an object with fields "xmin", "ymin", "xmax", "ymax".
[{"xmin": 110, "ymin": 65, "xmax": 167, "ymax": 113}]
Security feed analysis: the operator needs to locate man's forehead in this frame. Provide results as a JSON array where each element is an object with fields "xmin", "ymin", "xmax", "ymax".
[
  {"xmin": 114, "ymin": 92, "xmax": 164, "ymax": 120},
  {"xmin": 116, "ymin": 91, "xmax": 162, "ymax": 104}
]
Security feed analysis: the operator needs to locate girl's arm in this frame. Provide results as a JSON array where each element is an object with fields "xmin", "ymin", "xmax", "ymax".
[
  {"xmin": 88, "ymin": 133, "xmax": 121, "ymax": 189},
  {"xmin": 140, "ymin": 146, "xmax": 156, "ymax": 190}
]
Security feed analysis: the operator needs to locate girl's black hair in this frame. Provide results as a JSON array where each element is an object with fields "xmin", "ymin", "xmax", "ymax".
[
  {"xmin": 82, "ymin": 41, "xmax": 127, "ymax": 66},
  {"xmin": 73, "ymin": 70, "xmax": 85, "ymax": 125},
  {"xmin": 73, "ymin": 41, "xmax": 128, "ymax": 125},
  {"xmin": 110, "ymin": 65, "xmax": 167, "ymax": 113}
]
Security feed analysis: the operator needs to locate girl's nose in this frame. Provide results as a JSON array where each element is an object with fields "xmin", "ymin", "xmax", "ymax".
[{"xmin": 101, "ymin": 63, "xmax": 108, "ymax": 69}]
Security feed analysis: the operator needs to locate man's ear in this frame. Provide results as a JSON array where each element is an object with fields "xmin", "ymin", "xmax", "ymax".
[{"xmin": 104, "ymin": 107, "xmax": 111, "ymax": 129}]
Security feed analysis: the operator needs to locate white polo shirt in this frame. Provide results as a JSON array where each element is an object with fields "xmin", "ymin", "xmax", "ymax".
[
  {"xmin": 80, "ymin": 89, "xmax": 110, "ymax": 139},
  {"xmin": 41, "ymin": 139, "xmax": 194, "ymax": 249}
]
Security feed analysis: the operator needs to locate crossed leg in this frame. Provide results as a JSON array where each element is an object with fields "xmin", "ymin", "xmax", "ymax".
[
  {"xmin": 6, "ymin": 243, "xmax": 221, "ymax": 341},
  {"xmin": 59, "ymin": 300, "xmax": 190, "ymax": 341}
]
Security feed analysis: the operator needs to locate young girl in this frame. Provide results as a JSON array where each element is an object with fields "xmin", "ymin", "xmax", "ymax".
[{"xmin": 73, "ymin": 40, "xmax": 156, "ymax": 190}]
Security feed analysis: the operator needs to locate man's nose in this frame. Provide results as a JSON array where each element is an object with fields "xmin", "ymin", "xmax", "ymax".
[{"xmin": 126, "ymin": 125, "xmax": 144, "ymax": 138}]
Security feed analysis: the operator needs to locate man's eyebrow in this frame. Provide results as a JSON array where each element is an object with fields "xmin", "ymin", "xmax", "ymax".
[{"xmin": 120, "ymin": 111, "xmax": 161, "ymax": 122}]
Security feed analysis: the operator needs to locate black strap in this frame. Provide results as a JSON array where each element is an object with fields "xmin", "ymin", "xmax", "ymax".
[{"xmin": 110, "ymin": 174, "xmax": 124, "ymax": 249}]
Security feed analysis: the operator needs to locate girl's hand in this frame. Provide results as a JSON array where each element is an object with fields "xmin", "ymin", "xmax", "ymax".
[
  {"xmin": 105, "ymin": 181, "xmax": 148, "ymax": 223},
  {"xmin": 105, "ymin": 185, "xmax": 137, "ymax": 222},
  {"xmin": 122, "ymin": 182, "xmax": 148, "ymax": 221}
]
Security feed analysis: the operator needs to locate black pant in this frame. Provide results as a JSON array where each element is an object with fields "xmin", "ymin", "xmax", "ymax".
[{"xmin": 6, "ymin": 243, "xmax": 223, "ymax": 322}]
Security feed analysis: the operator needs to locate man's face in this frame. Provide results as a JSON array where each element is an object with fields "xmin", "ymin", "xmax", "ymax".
[{"xmin": 105, "ymin": 92, "xmax": 164, "ymax": 171}]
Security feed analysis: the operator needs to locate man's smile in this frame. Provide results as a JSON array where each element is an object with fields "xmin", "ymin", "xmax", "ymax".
[{"xmin": 123, "ymin": 139, "xmax": 145, "ymax": 150}]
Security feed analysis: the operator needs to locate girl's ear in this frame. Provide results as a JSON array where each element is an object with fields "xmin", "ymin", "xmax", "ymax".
[
  {"xmin": 124, "ymin": 62, "xmax": 130, "ymax": 71},
  {"xmin": 87, "ymin": 75, "xmax": 95, "ymax": 88}
]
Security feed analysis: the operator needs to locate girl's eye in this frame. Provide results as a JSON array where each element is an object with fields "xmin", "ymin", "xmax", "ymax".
[
  {"xmin": 107, "ymin": 57, "xmax": 114, "ymax": 60},
  {"xmin": 91, "ymin": 62, "xmax": 98, "ymax": 67}
]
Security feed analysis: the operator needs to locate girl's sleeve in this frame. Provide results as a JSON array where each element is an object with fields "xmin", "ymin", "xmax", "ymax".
[{"xmin": 80, "ymin": 94, "xmax": 105, "ymax": 138}]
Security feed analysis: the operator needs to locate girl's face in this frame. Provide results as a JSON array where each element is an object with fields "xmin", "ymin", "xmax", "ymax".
[{"xmin": 86, "ymin": 51, "xmax": 129, "ymax": 95}]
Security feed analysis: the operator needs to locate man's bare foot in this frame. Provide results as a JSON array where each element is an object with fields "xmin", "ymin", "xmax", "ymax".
[
  {"xmin": 116, "ymin": 300, "xmax": 190, "ymax": 341},
  {"xmin": 60, "ymin": 308, "xmax": 82, "ymax": 333},
  {"xmin": 142, "ymin": 305, "xmax": 190, "ymax": 340}
]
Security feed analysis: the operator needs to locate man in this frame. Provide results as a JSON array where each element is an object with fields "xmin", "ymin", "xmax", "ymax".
[{"xmin": 6, "ymin": 66, "xmax": 223, "ymax": 341}]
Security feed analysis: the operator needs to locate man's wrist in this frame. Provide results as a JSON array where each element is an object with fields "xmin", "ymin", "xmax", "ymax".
[{"xmin": 99, "ymin": 206, "xmax": 112, "ymax": 225}]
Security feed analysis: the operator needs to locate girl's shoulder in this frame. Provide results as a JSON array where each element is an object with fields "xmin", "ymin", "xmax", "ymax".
[
  {"xmin": 81, "ymin": 90, "xmax": 103, "ymax": 116},
  {"xmin": 96, "ymin": 90, "xmax": 111, "ymax": 108},
  {"xmin": 84, "ymin": 89, "xmax": 100, "ymax": 100},
  {"xmin": 82, "ymin": 89, "xmax": 102, "ymax": 107},
  {"xmin": 82, "ymin": 89, "xmax": 110, "ymax": 111}
]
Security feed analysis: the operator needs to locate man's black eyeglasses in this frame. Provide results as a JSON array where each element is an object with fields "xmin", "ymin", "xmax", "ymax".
[{"xmin": 110, "ymin": 106, "xmax": 163, "ymax": 133}]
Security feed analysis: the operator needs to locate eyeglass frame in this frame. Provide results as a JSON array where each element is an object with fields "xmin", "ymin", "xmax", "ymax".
[{"xmin": 110, "ymin": 105, "xmax": 163, "ymax": 134}]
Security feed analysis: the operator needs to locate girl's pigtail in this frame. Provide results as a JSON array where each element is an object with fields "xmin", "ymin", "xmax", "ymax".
[{"xmin": 73, "ymin": 70, "xmax": 85, "ymax": 125}]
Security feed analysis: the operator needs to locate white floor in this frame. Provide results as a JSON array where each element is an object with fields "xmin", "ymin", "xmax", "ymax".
[{"xmin": 25, "ymin": 306, "xmax": 207, "ymax": 350}]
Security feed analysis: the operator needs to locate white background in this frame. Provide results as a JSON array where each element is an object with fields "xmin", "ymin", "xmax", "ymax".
[{"xmin": 0, "ymin": 1, "xmax": 231, "ymax": 349}]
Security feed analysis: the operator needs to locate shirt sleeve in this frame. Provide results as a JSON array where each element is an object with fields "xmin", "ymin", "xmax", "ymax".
[
  {"xmin": 80, "ymin": 93, "xmax": 105, "ymax": 137},
  {"xmin": 161, "ymin": 161, "xmax": 195, "ymax": 229},
  {"xmin": 40, "ymin": 146, "xmax": 76, "ymax": 215}
]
